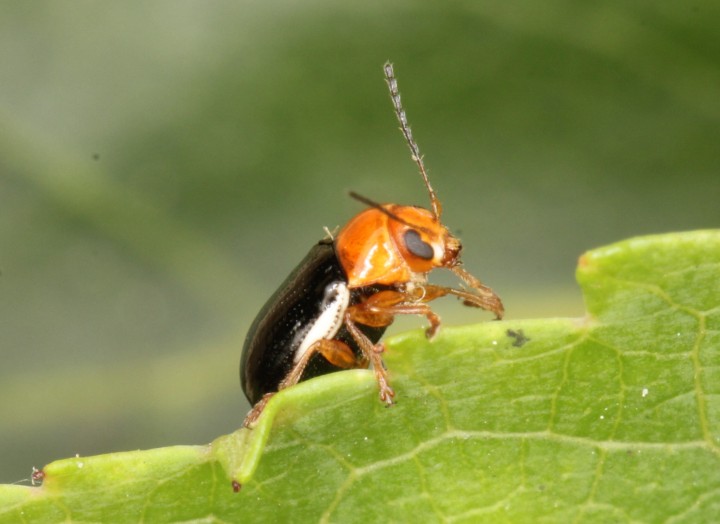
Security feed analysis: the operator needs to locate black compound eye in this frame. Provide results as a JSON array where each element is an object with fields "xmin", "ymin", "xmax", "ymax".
[{"xmin": 403, "ymin": 229, "xmax": 434, "ymax": 260}]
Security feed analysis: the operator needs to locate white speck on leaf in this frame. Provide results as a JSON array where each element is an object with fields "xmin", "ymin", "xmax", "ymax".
[{"xmin": 642, "ymin": 388, "xmax": 649, "ymax": 398}]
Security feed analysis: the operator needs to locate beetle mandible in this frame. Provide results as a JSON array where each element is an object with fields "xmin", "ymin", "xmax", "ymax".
[{"xmin": 240, "ymin": 62, "xmax": 504, "ymax": 426}]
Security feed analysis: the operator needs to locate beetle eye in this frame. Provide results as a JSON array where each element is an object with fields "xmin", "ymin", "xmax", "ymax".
[{"xmin": 403, "ymin": 229, "xmax": 434, "ymax": 260}]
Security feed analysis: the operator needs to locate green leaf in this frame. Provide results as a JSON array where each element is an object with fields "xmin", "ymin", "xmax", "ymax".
[{"xmin": 2, "ymin": 230, "xmax": 719, "ymax": 522}]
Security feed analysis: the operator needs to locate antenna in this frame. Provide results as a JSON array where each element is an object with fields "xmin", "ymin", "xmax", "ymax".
[
  {"xmin": 349, "ymin": 191, "xmax": 434, "ymax": 235},
  {"xmin": 383, "ymin": 61, "xmax": 442, "ymax": 219}
]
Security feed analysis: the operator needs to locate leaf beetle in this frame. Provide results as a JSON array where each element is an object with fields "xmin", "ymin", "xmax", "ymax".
[{"xmin": 240, "ymin": 62, "xmax": 504, "ymax": 426}]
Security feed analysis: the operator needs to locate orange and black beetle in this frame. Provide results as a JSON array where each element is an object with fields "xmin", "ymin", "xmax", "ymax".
[{"xmin": 240, "ymin": 62, "xmax": 503, "ymax": 425}]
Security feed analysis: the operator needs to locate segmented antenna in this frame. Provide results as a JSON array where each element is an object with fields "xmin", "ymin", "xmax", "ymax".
[{"xmin": 383, "ymin": 62, "xmax": 442, "ymax": 219}]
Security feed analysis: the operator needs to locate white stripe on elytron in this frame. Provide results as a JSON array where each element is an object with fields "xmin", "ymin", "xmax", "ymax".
[{"xmin": 293, "ymin": 281, "xmax": 351, "ymax": 363}]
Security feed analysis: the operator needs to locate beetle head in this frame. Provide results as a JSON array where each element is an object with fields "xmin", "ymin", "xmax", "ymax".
[{"xmin": 335, "ymin": 198, "xmax": 462, "ymax": 288}]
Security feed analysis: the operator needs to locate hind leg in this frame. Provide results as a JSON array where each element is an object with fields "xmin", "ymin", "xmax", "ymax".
[{"xmin": 242, "ymin": 338, "xmax": 358, "ymax": 427}]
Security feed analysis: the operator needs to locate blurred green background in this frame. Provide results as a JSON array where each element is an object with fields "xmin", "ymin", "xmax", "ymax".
[{"xmin": 1, "ymin": 2, "xmax": 718, "ymax": 484}]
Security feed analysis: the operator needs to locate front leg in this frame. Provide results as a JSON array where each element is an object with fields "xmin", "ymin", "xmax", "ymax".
[{"xmin": 448, "ymin": 266, "xmax": 504, "ymax": 319}]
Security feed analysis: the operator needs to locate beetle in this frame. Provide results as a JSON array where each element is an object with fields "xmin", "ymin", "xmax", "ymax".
[{"xmin": 240, "ymin": 62, "xmax": 504, "ymax": 426}]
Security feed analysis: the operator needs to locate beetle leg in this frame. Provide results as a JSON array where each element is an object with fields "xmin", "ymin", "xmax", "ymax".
[
  {"xmin": 243, "ymin": 339, "xmax": 359, "ymax": 428},
  {"xmin": 403, "ymin": 282, "xmax": 504, "ymax": 320},
  {"xmin": 343, "ymin": 314, "xmax": 395, "ymax": 405},
  {"xmin": 448, "ymin": 266, "xmax": 505, "ymax": 319},
  {"xmin": 243, "ymin": 392, "xmax": 275, "ymax": 428},
  {"xmin": 280, "ymin": 339, "xmax": 358, "ymax": 390},
  {"xmin": 348, "ymin": 289, "xmax": 442, "ymax": 339}
]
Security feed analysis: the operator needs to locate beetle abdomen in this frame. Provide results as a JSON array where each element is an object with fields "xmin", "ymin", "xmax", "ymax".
[{"xmin": 240, "ymin": 240, "xmax": 386, "ymax": 405}]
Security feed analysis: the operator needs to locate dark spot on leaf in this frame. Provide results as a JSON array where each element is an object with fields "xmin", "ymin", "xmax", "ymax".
[
  {"xmin": 232, "ymin": 480, "xmax": 242, "ymax": 492},
  {"xmin": 506, "ymin": 329, "xmax": 530, "ymax": 347}
]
